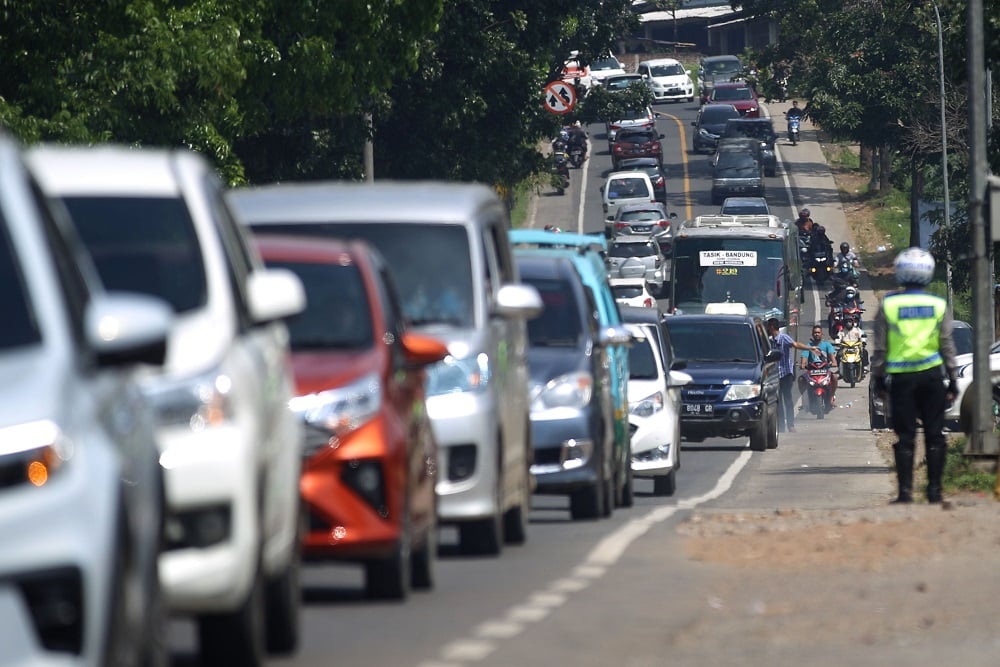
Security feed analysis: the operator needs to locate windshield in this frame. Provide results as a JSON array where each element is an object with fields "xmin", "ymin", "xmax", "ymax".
[
  {"xmin": 524, "ymin": 277, "xmax": 582, "ymax": 348},
  {"xmin": 665, "ymin": 320, "xmax": 758, "ymax": 362},
  {"xmin": 252, "ymin": 222, "xmax": 475, "ymax": 328},
  {"xmin": 650, "ymin": 64, "xmax": 686, "ymax": 77},
  {"xmin": 628, "ymin": 337, "xmax": 660, "ymax": 379},
  {"xmin": 0, "ymin": 215, "xmax": 42, "ymax": 350},
  {"xmin": 62, "ymin": 196, "xmax": 207, "ymax": 314},
  {"xmin": 671, "ymin": 237, "xmax": 785, "ymax": 319},
  {"xmin": 265, "ymin": 260, "xmax": 373, "ymax": 351}
]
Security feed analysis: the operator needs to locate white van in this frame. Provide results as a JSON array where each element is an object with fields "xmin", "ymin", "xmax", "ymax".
[
  {"xmin": 601, "ymin": 170, "xmax": 657, "ymax": 231},
  {"xmin": 637, "ymin": 58, "xmax": 695, "ymax": 103}
]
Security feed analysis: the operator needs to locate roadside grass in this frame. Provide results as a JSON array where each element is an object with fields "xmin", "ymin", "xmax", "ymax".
[
  {"xmin": 509, "ymin": 178, "xmax": 534, "ymax": 228},
  {"xmin": 942, "ymin": 436, "xmax": 998, "ymax": 493}
]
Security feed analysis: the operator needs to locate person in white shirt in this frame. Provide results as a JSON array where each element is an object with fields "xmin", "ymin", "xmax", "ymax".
[{"xmin": 835, "ymin": 316, "xmax": 868, "ymax": 369}]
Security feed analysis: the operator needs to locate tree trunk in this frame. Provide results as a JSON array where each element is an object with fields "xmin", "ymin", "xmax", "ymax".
[
  {"xmin": 860, "ymin": 142, "xmax": 874, "ymax": 174},
  {"xmin": 910, "ymin": 158, "xmax": 925, "ymax": 248},
  {"xmin": 868, "ymin": 145, "xmax": 880, "ymax": 192},
  {"xmin": 879, "ymin": 141, "xmax": 893, "ymax": 192}
]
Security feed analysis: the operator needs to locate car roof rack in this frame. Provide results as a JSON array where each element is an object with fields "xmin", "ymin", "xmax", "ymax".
[{"xmin": 681, "ymin": 214, "xmax": 784, "ymax": 229}]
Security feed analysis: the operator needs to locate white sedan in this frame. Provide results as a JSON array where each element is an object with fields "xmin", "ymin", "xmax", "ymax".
[{"xmin": 624, "ymin": 323, "xmax": 691, "ymax": 495}]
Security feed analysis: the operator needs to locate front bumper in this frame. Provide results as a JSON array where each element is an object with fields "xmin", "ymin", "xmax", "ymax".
[
  {"xmin": 630, "ymin": 414, "xmax": 676, "ymax": 477},
  {"xmin": 427, "ymin": 391, "xmax": 500, "ymax": 524},
  {"xmin": 679, "ymin": 399, "xmax": 765, "ymax": 441},
  {"xmin": 157, "ymin": 422, "xmax": 258, "ymax": 613},
  {"xmin": 651, "ymin": 85, "xmax": 693, "ymax": 101},
  {"xmin": 528, "ymin": 408, "xmax": 603, "ymax": 494}
]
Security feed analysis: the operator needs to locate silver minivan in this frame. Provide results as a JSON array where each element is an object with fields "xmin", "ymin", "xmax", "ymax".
[{"xmin": 230, "ymin": 182, "xmax": 543, "ymax": 556}]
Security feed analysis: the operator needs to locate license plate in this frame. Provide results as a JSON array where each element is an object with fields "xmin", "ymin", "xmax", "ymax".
[
  {"xmin": 631, "ymin": 225, "xmax": 651, "ymax": 233},
  {"xmin": 684, "ymin": 403, "xmax": 713, "ymax": 415}
]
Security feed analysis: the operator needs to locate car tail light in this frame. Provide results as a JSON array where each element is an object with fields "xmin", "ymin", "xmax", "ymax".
[
  {"xmin": 614, "ymin": 222, "xmax": 630, "ymax": 231},
  {"xmin": 654, "ymin": 175, "xmax": 665, "ymax": 187},
  {"xmin": 656, "ymin": 219, "xmax": 670, "ymax": 230},
  {"xmin": 660, "ymin": 241, "xmax": 672, "ymax": 257},
  {"xmin": 643, "ymin": 298, "xmax": 654, "ymax": 307}
]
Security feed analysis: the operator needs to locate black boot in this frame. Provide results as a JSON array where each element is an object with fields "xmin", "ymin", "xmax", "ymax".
[
  {"xmin": 892, "ymin": 442, "xmax": 914, "ymax": 503},
  {"xmin": 925, "ymin": 442, "xmax": 946, "ymax": 503}
]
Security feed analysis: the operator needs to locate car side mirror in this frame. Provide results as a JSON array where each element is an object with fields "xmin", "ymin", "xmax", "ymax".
[
  {"xmin": 691, "ymin": 121, "xmax": 697, "ymax": 127},
  {"xmin": 766, "ymin": 349, "xmax": 782, "ymax": 363},
  {"xmin": 659, "ymin": 133, "xmax": 665, "ymax": 139},
  {"xmin": 668, "ymin": 369, "xmax": 693, "ymax": 387}
]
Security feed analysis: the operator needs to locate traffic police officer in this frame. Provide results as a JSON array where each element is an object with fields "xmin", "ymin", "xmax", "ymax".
[{"xmin": 871, "ymin": 247, "xmax": 958, "ymax": 503}]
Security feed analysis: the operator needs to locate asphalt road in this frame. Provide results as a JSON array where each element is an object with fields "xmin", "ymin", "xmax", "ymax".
[{"xmin": 166, "ymin": 99, "xmax": 890, "ymax": 666}]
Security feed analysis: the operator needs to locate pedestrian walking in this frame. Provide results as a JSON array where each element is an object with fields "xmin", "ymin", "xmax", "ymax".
[
  {"xmin": 766, "ymin": 318, "xmax": 820, "ymax": 433},
  {"xmin": 871, "ymin": 248, "xmax": 958, "ymax": 503}
]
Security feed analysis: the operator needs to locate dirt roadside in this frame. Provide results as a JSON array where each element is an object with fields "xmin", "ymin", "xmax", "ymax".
[{"xmin": 671, "ymin": 139, "xmax": 1000, "ymax": 665}]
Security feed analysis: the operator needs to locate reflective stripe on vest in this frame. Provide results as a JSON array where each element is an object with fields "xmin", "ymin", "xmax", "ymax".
[{"xmin": 883, "ymin": 291, "xmax": 946, "ymax": 373}]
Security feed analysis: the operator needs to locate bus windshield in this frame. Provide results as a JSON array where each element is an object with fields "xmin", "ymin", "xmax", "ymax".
[{"xmin": 671, "ymin": 236, "xmax": 786, "ymax": 320}]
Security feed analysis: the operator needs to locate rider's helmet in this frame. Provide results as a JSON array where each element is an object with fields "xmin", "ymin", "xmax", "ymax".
[
  {"xmin": 894, "ymin": 247, "xmax": 935, "ymax": 286},
  {"xmin": 573, "ymin": 120, "xmax": 582, "ymax": 128},
  {"xmin": 840, "ymin": 242, "xmax": 850, "ymax": 254},
  {"xmin": 559, "ymin": 129, "xmax": 569, "ymax": 142},
  {"xmin": 845, "ymin": 285, "xmax": 858, "ymax": 302}
]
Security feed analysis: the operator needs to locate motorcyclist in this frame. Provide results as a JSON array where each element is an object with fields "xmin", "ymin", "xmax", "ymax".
[
  {"xmin": 785, "ymin": 100, "xmax": 804, "ymax": 121},
  {"xmin": 835, "ymin": 316, "xmax": 869, "ymax": 370},
  {"xmin": 567, "ymin": 121, "xmax": 588, "ymax": 159},
  {"xmin": 795, "ymin": 208, "xmax": 814, "ymax": 236},
  {"xmin": 835, "ymin": 241, "xmax": 860, "ymax": 279},
  {"xmin": 810, "ymin": 224, "xmax": 834, "ymax": 254},
  {"xmin": 798, "ymin": 324, "xmax": 839, "ymax": 408},
  {"xmin": 552, "ymin": 128, "xmax": 570, "ymax": 153}
]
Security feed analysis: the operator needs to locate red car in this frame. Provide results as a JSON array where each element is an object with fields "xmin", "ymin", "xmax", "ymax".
[
  {"xmin": 611, "ymin": 128, "xmax": 664, "ymax": 169},
  {"xmin": 707, "ymin": 82, "xmax": 760, "ymax": 118},
  {"xmin": 254, "ymin": 235, "xmax": 448, "ymax": 600}
]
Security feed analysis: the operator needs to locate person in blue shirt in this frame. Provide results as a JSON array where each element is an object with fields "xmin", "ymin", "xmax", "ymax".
[{"xmin": 799, "ymin": 324, "xmax": 839, "ymax": 407}]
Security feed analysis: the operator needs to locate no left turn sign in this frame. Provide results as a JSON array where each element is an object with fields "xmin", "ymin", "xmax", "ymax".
[{"xmin": 543, "ymin": 81, "xmax": 577, "ymax": 115}]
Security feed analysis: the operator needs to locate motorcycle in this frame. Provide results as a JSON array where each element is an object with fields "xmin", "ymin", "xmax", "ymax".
[
  {"xmin": 838, "ymin": 339, "xmax": 865, "ymax": 388},
  {"xmin": 804, "ymin": 358, "xmax": 835, "ymax": 419},
  {"xmin": 806, "ymin": 243, "xmax": 834, "ymax": 284},
  {"xmin": 552, "ymin": 151, "xmax": 570, "ymax": 195},
  {"xmin": 787, "ymin": 115, "xmax": 801, "ymax": 145},
  {"xmin": 568, "ymin": 144, "xmax": 586, "ymax": 168},
  {"xmin": 828, "ymin": 304, "xmax": 845, "ymax": 339}
]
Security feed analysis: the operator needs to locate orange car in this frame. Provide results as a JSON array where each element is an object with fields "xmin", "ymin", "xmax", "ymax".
[{"xmin": 253, "ymin": 235, "xmax": 447, "ymax": 600}]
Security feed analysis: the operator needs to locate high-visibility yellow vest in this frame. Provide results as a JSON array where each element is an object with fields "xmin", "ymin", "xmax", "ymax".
[{"xmin": 883, "ymin": 291, "xmax": 946, "ymax": 374}]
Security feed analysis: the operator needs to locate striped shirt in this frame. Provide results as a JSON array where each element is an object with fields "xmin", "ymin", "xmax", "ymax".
[{"xmin": 772, "ymin": 332, "xmax": 797, "ymax": 378}]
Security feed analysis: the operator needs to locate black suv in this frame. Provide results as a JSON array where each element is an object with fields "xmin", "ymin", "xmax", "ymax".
[
  {"xmin": 661, "ymin": 314, "xmax": 780, "ymax": 451},
  {"xmin": 720, "ymin": 118, "xmax": 777, "ymax": 176}
]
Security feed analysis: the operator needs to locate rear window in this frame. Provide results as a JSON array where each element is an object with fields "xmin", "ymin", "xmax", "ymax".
[
  {"xmin": 618, "ymin": 131, "xmax": 657, "ymax": 144},
  {"xmin": 61, "ymin": 196, "xmax": 207, "ymax": 314},
  {"xmin": 609, "ymin": 243, "xmax": 657, "ymax": 258},
  {"xmin": 712, "ymin": 87, "xmax": 753, "ymax": 101},
  {"xmin": 606, "ymin": 177, "xmax": 651, "ymax": 199},
  {"xmin": 613, "ymin": 285, "xmax": 645, "ymax": 300},
  {"xmin": 702, "ymin": 106, "xmax": 741, "ymax": 122},
  {"xmin": 620, "ymin": 209, "xmax": 663, "ymax": 222}
]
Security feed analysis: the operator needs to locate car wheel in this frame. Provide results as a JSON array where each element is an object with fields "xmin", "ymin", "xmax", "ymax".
[
  {"xmin": 264, "ymin": 510, "xmax": 303, "ymax": 655},
  {"xmin": 570, "ymin": 480, "xmax": 604, "ymax": 520},
  {"xmin": 199, "ymin": 552, "xmax": 266, "ymax": 667},
  {"xmin": 365, "ymin": 516, "xmax": 412, "ymax": 600},
  {"xmin": 105, "ymin": 502, "xmax": 160, "ymax": 667},
  {"xmin": 653, "ymin": 470, "xmax": 677, "ymax": 496},
  {"xmin": 502, "ymin": 459, "xmax": 530, "ymax": 545},
  {"xmin": 766, "ymin": 168, "xmax": 776, "ymax": 177},
  {"xmin": 749, "ymin": 413, "xmax": 768, "ymax": 451},
  {"xmin": 621, "ymin": 460, "xmax": 635, "ymax": 507},
  {"xmin": 766, "ymin": 407, "xmax": 779, "ymax": 449},
  {"xmin": 411, "ymin": 508, "xmax": 436, "ymax": 590},
  {"xmin": 458, "ymin": 457, "xmax": 503, "ymax": 555}
]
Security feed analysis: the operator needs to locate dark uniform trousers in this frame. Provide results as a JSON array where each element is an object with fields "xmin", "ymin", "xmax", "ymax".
[{"xmin": 888, "ymin": 366, "xmax": 948, "ymax": 501}]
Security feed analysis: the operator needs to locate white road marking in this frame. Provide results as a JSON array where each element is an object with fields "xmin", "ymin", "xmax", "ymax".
[{"xmin": 416, "ymin": 450, "xmax": 753, "ymax": 667}]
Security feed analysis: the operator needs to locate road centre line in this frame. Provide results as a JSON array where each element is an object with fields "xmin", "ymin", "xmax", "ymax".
[
  {"xmin": 654, "ymin": 110, "xmax": 694, "ymax": 222},
  {"xmin": 417, "ymin": 450, "xmax": 753, "ymax": 667}
]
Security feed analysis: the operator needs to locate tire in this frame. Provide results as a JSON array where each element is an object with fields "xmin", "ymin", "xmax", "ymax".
[
  {"xmin": 199, "ymin": 555, "xmax": 267, "ymax": 667},
  {"xmin": 620, "ymin": 461, "xmax": 635, "ymax": 508},
  {"xmin": 364, "ymin": 520, "xmax": 411, "ymax": 600},
  {"xmin": 411, "ymin": 509, "xmax": 436, "ymax": 590},
  {"xmin": 264, "ymin": 510, "xmax": 302, "ymax": 655},
  {"xmin": 766, "ymin": 408, "xmax": 779, "ymax": 449},
  {"xmin": 458, "ymin": 473, "xmax": 503, "ymax": 555},
  {"xmin": 569, "ymin": 481, "xmax": 603, "ymax": 520},
  {"xmin": 749, "ymin": 416, "xmax": 768, "ymax": 451},
  {"xmin": 502, "ymin": 463, "xmax": 530, "ymax": 545},
  {"xmin": 653, "ymin": 470, "xmax": 677, "ymax": 496}
]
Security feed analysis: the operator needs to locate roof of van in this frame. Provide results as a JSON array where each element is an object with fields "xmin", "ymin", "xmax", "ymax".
[
  {"xmin": 229, "ymin": 181, "xmax": 504, "ymax": 226},
  {"xmin": 509, "ymin": 229, "xmax": 608, "ymax": 253}
]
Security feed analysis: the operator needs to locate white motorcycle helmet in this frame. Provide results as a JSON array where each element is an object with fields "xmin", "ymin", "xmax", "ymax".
[{"xmin": 894, "ymin": 247, "xmax": 935, "ymax": 286}]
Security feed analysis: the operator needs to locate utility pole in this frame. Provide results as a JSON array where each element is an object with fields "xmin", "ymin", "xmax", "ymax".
[
  {"xmin": 966, "ymin": 0, "xmax": 998, "ymax": 459},
  {"xmin": 933, "ymin": 2, "xmax": 953, "ymax": 319}
]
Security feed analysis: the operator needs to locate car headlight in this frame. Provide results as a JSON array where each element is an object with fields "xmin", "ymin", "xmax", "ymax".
[
  {"xmin": 427, "ymin": 353, "xmax": 490, "ymax": 396},
  {"xmin": 0, "ymin": 420, "xmax": 73, "ymax": 489},
  {"xmin": 149, "ymin": 368, "xmax": 234, "ymax": 430},
  {"xmin": 723, "ymin": 384, "xmax": 762, "ymax": 401},
  {"xmin": 289, "ymin": 371, "xmax": 381, "ymax": 436},
  {"xmin": 630, "ymin": 391, "xmax": 663, "ymax": 417},
  {"xmin": 531, "ymin": 372, "xmax": 593, "ymax": 411}
]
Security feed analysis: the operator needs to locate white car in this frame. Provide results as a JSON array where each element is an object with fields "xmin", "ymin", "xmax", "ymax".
[
  {"xmin": 622, "ymin": 316, "xmax": 690, "ymax": 496},
  {"xmin": 28, "ymin": 146, "xmax": 306, "ymax": 665},
  {"xmin": 637, "ymin": 58, "xmax": 695, "ymax": 103},
  {"xmin": 611, "ymin": 277, "xmax": 657, "ymax": 309},
  {"xmin": 0, "ymin": 131, "xmax": 172, "ymax": 665},
  {"xmin": 589, "ymin": 54, "xmax": 628, "ymax": 87},
  {"xmin": 602, "ymin": 170, "xmax": 657, "ymax": 224},
  {"xmin": 947, "ymin": 344, "xmax": 1000, "ymax": 424},
  {"xmin": 606, "ymin": 105, "xmax": 655, "ymax": 148}
]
